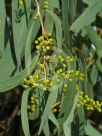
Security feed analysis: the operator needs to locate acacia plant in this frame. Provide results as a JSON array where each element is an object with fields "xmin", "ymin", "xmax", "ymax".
[{"xmin": 0, "ymin": 0, "xmax": 102, "ymax": 136}]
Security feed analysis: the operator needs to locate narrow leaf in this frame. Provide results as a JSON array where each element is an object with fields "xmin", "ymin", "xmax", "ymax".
[
  {"xmin": 46, "ymin": 10, "xmax": 62, "ymax": 48},
  {"xmin": 0, "ymin": 54, "xmax": 39, "ymax": 93},
  {"xmin": 49, "ymin": 112, "xmax": 59, "ymax": 129},
  {"xmin": 58, "ymin": 79, "xmax": 76, "ymax": 125},
  {"xmin": 85, "ymin": 25, "xmax": 102, "ymax": 57},
  {"xmin": 0, "ymin": 0, "xmax": 6, "ymax": 54},
  {"xmin": 70, "ymin": 0, "xmax": 102, "ymax": 33},
  {"xmin": 25, "ymin": 20, "xmax": 35, "ymax": 67},
  {"xmin": 85, "ymin": 121, "xmax": 102, "ymax": 136},
  {"xmin": 43, "ymin": 119, "xmax": 50, "ymax": 136},
  {"xmin": 63, "ymin": 92, "xmax": 79, "ymax": 136},
  {"xmin": 21, "ymin": 89, "xmax": 30, "ymax": 136},
  {"xmin": 38, "ymin": 83, "xmax": 58, "ymax": 135}
]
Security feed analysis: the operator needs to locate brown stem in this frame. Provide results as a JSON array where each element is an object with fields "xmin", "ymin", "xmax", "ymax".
[{"xmin": 35, "ymin": 0, "xmax": 46, "ymax": 35}]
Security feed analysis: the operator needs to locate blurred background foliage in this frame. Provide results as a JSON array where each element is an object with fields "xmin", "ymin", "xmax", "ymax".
[{"xmin": 0, "ymin": 0, "xmax": 102, "ymax": 136}]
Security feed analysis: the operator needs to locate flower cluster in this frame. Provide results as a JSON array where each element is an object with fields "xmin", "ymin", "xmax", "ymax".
[
  {"xmin": 23, "ymin": 69, "xmax": 84, "ymax": 90},
  {"xmin": 35, "ymin": 33, "xmax": 55, "ymax": 54},
  {"xmin": 77, "ymin": 92, "xmax": 102, "ymax": 112},
  {"xmin": 23, "ymin": 33, "xmax": 84, "ymax": 90},
  {"xmin": 23, "ymin": 72, "xmax": 53, "ymax": 91},
  {"xmin": 55, "ymin": 69, "xmax": 84, "ymax": 82},
  {"xmin": 27, "ymin": 95, "xmax": 37, "ymax": 117}
]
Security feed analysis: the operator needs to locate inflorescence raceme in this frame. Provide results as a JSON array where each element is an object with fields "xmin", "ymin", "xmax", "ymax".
[
  {"xmin": 23, "ymin": 33, "xmax": 86, "ymax": 116},
  {"xmin": 77, "ymin": 92, "xmax": 102, "ymax": 112},
  {"xmin": 27, "ymin": 95, "xmax": 37, "ymax": 117},
  {"xmin": 23, "ymin": 33, "xmax": 102, "ymax": 114},
  {"xmin": 23, "ymin": 69, "xmax": 84, "ymax": 90},
  {"xmin": 23, "ymin": 33, "xmax": 84, "ymax": 91},
  {"xmin": 23, "ymin": 33, "xmax": 85, "ymax": 115},
  {"xmin": 35, "ymin": 33, "xmax": 55, "ymax": 54}
]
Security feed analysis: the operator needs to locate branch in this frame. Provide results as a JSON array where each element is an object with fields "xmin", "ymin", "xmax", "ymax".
[{"xmin": 35, "ymin": 0, "xmax": 46, "ymax": 35}]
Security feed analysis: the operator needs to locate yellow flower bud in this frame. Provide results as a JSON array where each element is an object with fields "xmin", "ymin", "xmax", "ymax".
[
  {"xmin": 27, "ymin": 105, "xmax": 30, "ymax": 109},
  {"xmin": 35, "ymin": 40, "xmax": 39, "ymax": 44},
  {"xmin": 77, "ymin": 104, "xmax": 80, "ymax": 108},
  {"xmin": 36, "ymin": 45, "xmax": 40, "ymax": 49},
  {"xmin": 44, "ymin": 1, "xmax": 48, "ymax": 5},
  {"xmin": 52, "ymin": 109, "xmax": 57, "ymax": 113},
  {"xmin": 62, "ymin": 64, "xmax": 67, "ymax": 68},
  {"xmin": 57, "ymin": 79, "xmax": 60, "ymax": 83},
  {"xmin": 34, "ymin": 16, "xmax": 37, "ymax": 20},
  {"xmin": 46, "ymin": 46, "xmax": 50, "ymax": 50},
  {"xmin": 97, "ymin": 108, "xmax": 101, "ymax": 112},
  {"xmin": 64, "ymin": 83, "xmax": 68, "ymax": 89},
  {"xmin": 30, "ymin": 97, "xmax": 35, "ymax": 101},
  {"xmin": 19, "ymin": 0, "xmax": 23, "ymax": 5}
]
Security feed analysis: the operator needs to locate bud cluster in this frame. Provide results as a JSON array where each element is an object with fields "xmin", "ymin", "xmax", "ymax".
[
  {"xmin": 27, "ymin": 95, "xmax": 37, "ymax": 117},
  {"xmin": 77, "ymin": 92, "xmax": 102, "ymax": 112}
]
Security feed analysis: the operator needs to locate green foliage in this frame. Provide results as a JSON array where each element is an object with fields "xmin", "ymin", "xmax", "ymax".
[
  {"xmin": 21, "ymin": 89, "xmax": 30, "ymax": 136},
  {"xmin": 85, "ymin": 122, "xmax": 102, "ymax": 136},
  {"xmin": 0, "ymin": 0, "xmax": 102, "ymax": 136}
]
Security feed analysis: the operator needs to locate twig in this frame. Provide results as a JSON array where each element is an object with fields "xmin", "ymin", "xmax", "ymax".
[
  {"xmin": 7, "ymin": 105, "xmax": 19, "ymax": 126},
  {"xmin": 35, "ymin": 0, "xmax": 46, "ymax": 35}
]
